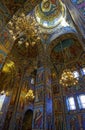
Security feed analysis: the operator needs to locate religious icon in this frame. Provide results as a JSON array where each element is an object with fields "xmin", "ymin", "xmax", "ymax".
[
  {"xmin": 35, "ymin": 86, "xmax": 44, "ymax": 103},
  {"xmin": 33, "ymin": 107, "xmax": 43, "ymax": 129},
  {"xmin": 37, "ymin": 70, "xmax": 44, "ymax": 84}
]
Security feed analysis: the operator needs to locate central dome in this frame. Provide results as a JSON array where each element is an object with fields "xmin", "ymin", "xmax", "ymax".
[{"xmin": 34, "ymin": 0, "xmax": 65, "ymax": 28}]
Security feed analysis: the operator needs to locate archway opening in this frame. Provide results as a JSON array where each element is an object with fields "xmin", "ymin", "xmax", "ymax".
[
  {"xmin": 22, "ymin": 109, "xmax": 33, "ymax": 130},
  {"xmin": 50, "ymin": 37, "xmax": 84, "ymax": 81}
]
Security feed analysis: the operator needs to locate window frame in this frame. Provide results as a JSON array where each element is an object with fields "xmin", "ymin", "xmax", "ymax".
[
  {"xmin": 66, "ymin": 96, "xmax": 76, "ymax": 111},
  {"xmin": 77, "ymin": 94, "xmax": 85, "ymax": 109},
  {"xmin": 0, "ymin": 94, "xmax": 6, "ymax": 111},
  {"xmin": 81, "ymin": 67, "xmax": 85, "ymax": 76}
]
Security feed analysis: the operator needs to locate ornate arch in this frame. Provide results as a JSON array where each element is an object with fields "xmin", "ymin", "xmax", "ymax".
[{"xmin": 48, "ymin": 32, "xmax": 84, "ymax": 56}]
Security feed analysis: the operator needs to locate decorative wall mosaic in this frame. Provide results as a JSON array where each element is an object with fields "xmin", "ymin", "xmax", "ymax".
[
  {"xmin": 33, "ymin": 106, "xmax": 43, "ymax": 129},
  {"xmin": 0, "ymin": 28, "xmax": 13, "ymax": 69},
  {"xmin": 71, "ymin": 0, "xmax": 85, "ymax": 18},
  {"xmin": 36, "ymin": 67, "xmax": 44, "ymax": 85},
  {"xmin": 35, "ymin": 85, "xmax": 44, "ymax": 103}
]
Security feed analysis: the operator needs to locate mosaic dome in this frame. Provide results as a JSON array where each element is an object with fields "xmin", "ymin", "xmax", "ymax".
[{"xmin": 35, "ymin": 0, "xmax": 66, "ymax": 28}]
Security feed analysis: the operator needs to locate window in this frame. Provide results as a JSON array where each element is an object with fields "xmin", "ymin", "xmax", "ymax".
[
  {"xmin": 0, "ymin": 94, "xmax": 6, "ymax": 111},
  {"xmin": 73, "ymin": 71, "xmax": 79, "ymax": 80},
  {"xmin": 31, "ymin": 78, "xmax": 34, "ymax": 85},
  {"xmin": 67, "ymin": 97, "xmax": 76, "ymax": 110},
  {"xmin": 82, "ymin": 67, "xmax": 85, "ymax": 75},
  {"xmin": 43, "ymin": 21, "xmax": 48, "ymax": 27},
  {"xmin": 77, "ymin": 94, "xmax": 85, "ymax": 109}
]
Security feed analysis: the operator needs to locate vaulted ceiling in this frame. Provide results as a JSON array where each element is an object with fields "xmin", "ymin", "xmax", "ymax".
[
  {"xmin": 0, "ymin": 0, "xmax": 41, "ymax": 27},
  {"xmin": 0, "ymin": 0, "xmax": 41, "ymax": 70},
  {"xmin": 51, "ymin": 38, "xmax": 85, "ymax": 77},
  {"xmin": 0, "ymin": 0, "xmax": 85, "ymax": 92}
]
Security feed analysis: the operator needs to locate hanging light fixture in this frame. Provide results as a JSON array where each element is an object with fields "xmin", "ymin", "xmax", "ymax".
[
  {"xmin": 25, "ymin": 89, "xmax": 34, "ymax": 101},
  {"xmin": 59, "ymin": 42, "xmax": 78, "ymax": 87},
  {"xmin": 7, "ymin": 13, "xmax": 40, "ymax": 42},
  {"xmin": 59, "ymin": 69, "xmax": 78, "ymax": 87}
]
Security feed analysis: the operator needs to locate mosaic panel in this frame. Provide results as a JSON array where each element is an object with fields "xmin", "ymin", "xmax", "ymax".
[
  {"xmin": 71, "ymin": 0, "xmax": 85, "ymax": 18},
  {"xmin": 36, "ymin": 67, "xmax": 44, "ymax": 85},
  {"xmin": 35, "ymin": 85, "xmax": 44, "ymax": 103},
  {"xmin": 0, "ymin": 28, "xmax": 13, "ymax": 69},
  {"xmin": 33, "ymin": 106, "xmax": 43, "ymax": 129}
]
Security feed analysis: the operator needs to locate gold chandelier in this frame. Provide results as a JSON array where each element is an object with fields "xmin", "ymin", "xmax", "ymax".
[
  {"xmin": 7, "ymin": 12, "xmax": 40, "ymax": 42},
  {"xmin": 59, "ymin": 42, "xmax": 78, "ymax": 87},
  {"xmin": 59, "ymin": 69, "xmax": 78, "ymax": 87},
  {"xmin": 25, "ymin": 89, "xmax": 34, "ymax": 101}
]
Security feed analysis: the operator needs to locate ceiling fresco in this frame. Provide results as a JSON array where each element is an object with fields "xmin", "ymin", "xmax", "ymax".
[
  {"xmin": 0, "ymin": 0, "xmax": 41, "ymax": 69},
  {"xmin": 35, "ymin": 0, "xmax": 65, "ymax": 28},
  {"xmin": 51, "ymin": 38, "xmax": 84, "ymax": 76},
  {"xmin": 0, "ymin": 0, "xmax": 84, "ymax": 78},
  {"xmin": 71, "ymin": 0, "xmax": 85, "ymax": 18},
  {"xmin": 63, "ymin": 0, "xmax": 85, "ymax": 39},
  {"xmin": 0, "ymin": 0, "xmax": 26, "ymax": 29},
  {"xmin": 0, "ymin": 0, "xmax": 41, "ymax": 31}
]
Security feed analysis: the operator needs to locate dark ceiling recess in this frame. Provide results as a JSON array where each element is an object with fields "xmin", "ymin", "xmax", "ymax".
[
  {"xmin": 54, "ymin": 39, "xmax": 74, "ymax": 52},
  {"xmin": 22, "ymin": 109, "xmax": 33, "ymax": 130}
]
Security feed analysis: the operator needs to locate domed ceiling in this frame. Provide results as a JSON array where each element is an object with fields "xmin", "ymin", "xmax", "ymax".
[{"xmin": 35, "ymin": 0, "xmax": 66, "ymax": 28}]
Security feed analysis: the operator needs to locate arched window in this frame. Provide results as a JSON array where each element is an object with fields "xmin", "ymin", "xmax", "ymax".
[
  {"xmin": 82, "ymin": 67, "xmax": 85, "ymax": 76},
  {"xmin": 77, "ymin": 94, "xmax": 85, "ymax": 109},
  {"xmin": 22, "ymin": 109, "xmax": 33, "ymax": 130},
  {"xmin": 31, "ymin": 78, "xmax": 34, "ymax": 84},
  {"xmin": 0, "ymin": 94, "xmax": 6, "ymax": 111},
  {"xmin": 66, "ymin": 97, "xmax": 76, "ymax": 111}
]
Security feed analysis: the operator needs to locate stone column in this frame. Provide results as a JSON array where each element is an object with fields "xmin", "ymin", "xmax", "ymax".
[
  {"xmin": 8, "ymin": 65, "xmax": 27, "ymax": 130},
  {"xmin": 32, "ymin": 44, "xmax": 55, "ymax": 130}
]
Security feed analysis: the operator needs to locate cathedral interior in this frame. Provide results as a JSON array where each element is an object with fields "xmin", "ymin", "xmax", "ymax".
[{"xmin": 0, "ymin": 0, "xmax": 85, "ymax": 130}]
